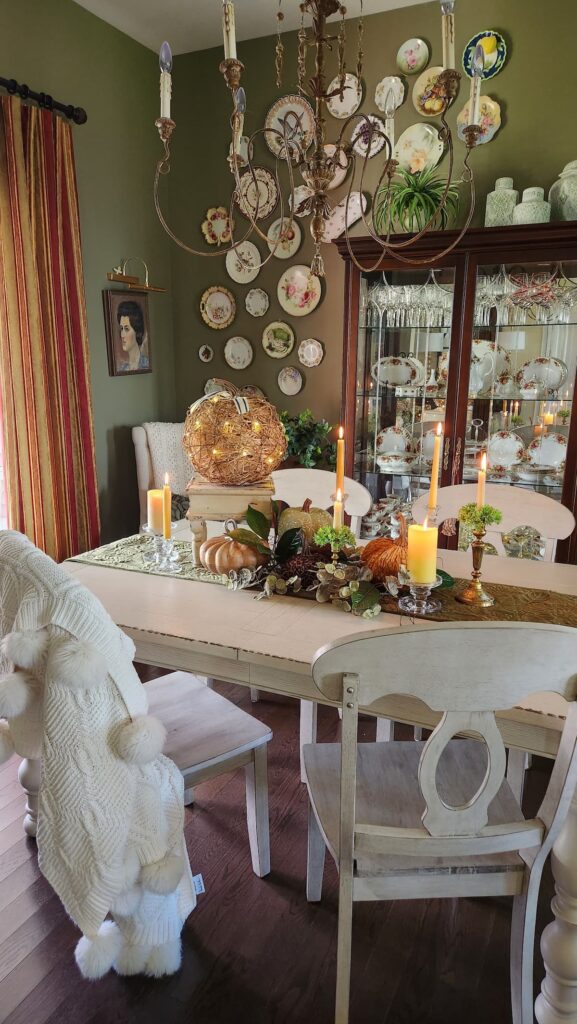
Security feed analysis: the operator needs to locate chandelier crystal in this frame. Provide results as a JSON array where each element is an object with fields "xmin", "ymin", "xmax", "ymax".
[{"xmin": 154, "ymin": 0, "xmax": 484, "ymax": 278}]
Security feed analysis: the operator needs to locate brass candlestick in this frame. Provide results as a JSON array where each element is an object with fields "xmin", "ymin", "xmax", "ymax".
[{"xmin": 456, "ymin": 527, "xmax": 495, "ymax": 607}]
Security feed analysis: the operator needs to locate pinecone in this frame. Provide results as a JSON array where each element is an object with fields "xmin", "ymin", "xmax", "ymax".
[{"xmin": 278, "ymin": 545, "xmax": 328, "ymax": 585}]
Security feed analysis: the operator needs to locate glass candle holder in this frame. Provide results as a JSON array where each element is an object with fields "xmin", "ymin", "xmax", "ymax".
[
  {"xmin": 142, "ymin": 524, "xmax": 182, "ymax": 573},
  {"xmin": 398, "ymin": 574, "xmax": 443, "ymax": 616}
]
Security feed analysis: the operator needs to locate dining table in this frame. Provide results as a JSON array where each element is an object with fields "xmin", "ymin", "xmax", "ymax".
[{"xmin": 61, "ymin": 544, "xmax": 577, "ymax": 1024}]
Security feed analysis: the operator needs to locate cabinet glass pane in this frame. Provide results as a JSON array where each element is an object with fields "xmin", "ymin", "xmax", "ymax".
[{"xmin": 354, "ymin": 268, "xmax": 456, "ymax": 533}]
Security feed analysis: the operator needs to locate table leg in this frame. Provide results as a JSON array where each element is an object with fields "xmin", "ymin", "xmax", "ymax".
[
  {"xmin": 18, "ymin": 757, "xmax": 41, "ymax": 837},
  {"xmin": 536, "ymin": 791, "xmax": 577, "ymax": 1023},
  {"xmin": 189, "ymin": 518, "xmax": 207, "ymax": 566}
]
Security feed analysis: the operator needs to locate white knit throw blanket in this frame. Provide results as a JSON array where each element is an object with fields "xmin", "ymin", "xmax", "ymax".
[
  {"xmin": 143, "ymin": 421, "xmax": 194, "ymax": 494},
  {"xmin": 0, "ymin": 531, "xmax": 195, "ymax": 964}
]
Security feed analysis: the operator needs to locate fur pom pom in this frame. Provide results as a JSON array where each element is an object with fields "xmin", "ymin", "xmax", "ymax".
[
  {"xmin": 1, "ymin": 629, "xmax": 48, "ymax": 671},
  {"xmin": 0, "ymin": 671, "xmax": 34, "ymax": 718},
  {"xmin": 140, "ymin": 852, "xmax": 184, "ymax": 895},
  {"xmin": 110, "ymin": 885, "xmax": 142, "ymax": 917},
  {"xmin": 74, "ymin": 921, "xmax": 122, "ymax": 980},
  {"xmin": 145, "ymin": 939, "xmax": 182, "ymax": 977},
  {"xmin": 0, "ymin": 720, "xmax": 14, "ymax": 764},
  {"xmin": 113, "ymin": 715, "xmax": 166, "ymax": 765},
  {"xmin": 47, "ymin": 637, "xmax": 108, "ymax": 690},
  {"xmin": 114, "ymin": 942, "xmax": 150, "ymax": 976}
]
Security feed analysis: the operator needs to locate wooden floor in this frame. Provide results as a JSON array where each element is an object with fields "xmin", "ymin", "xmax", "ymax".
[{"xmin": 0, "ymin": 674, "xmax": 556, "ymax": 1024}]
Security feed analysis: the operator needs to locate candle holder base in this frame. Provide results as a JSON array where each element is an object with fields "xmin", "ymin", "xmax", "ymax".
[
  {"xmin": 455, "ymin": 527, "xmax": 495, "ymax": 607},
  {"xmin": 142, "ymin": 525, "xmax": 182, "ymax": 574},
  {"xmin": 398, "ymin": 575, "xmax": 442, "ymax": 616}
]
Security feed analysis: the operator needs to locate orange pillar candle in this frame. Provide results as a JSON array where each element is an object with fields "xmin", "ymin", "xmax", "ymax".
[
  {"xmin": 476, "ymin": 452, "xmax": 487, "ymax": 508},
  {"xmin": 162, "ymin": 473, "xmax": 172, "ymax": 540},
  {"xmin": 428, "ymin": 423, "xmax": 443, "ymax": 512},
  {"xmin": 407, "ymin": 519, "xmax": 438, "ymax": 584},
  {"xmin": 147, "ymin": 489, "xmax": 164, "ymax": 534},
  {"xmin": 543, "ymin": 411, "xmax": 554, "ymax": 426},
  {"xmin": 335, "ymin": 426, "xmax": 345, "ymax": 496},
  {"xmin": 333, "ymin": 488, "xmax": 344, "ymax": 529}
]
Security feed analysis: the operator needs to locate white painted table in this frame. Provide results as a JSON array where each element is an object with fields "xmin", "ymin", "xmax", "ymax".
[{"xmin": 64, "ymin": 550, "xmax": 577, "ymax": 1024}]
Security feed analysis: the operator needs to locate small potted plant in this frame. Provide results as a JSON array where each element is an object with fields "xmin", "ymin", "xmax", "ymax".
[
  {"xmin": 558, "ymin": 407, "xmax": 571, "ymax": 426},
  {"xmin": 374, "ymin": 168, "xmax": 460, "ymax": 235},
  {"xmin": 280, "ymin": 409, "xmax": 336, "ymax": 469}
]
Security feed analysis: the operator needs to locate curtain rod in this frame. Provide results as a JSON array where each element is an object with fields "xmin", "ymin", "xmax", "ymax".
[{"xmin": 0, "ymin": 77, "xmax": 87, "ymax": 125}]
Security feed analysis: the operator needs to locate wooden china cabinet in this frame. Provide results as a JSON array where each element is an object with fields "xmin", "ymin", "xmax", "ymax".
[{"xmin": 336, "ymin": 222, "xmax": 577, "ymax": 563}]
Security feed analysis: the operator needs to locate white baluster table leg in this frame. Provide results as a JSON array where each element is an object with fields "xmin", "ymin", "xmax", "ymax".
[
  {"xmin": 18, "ymin": 757, "xmax": 41, "ymax": 838},
  {"xmin": 536, "ymin": 791, "xmax": 577, "ymax": 1024}
]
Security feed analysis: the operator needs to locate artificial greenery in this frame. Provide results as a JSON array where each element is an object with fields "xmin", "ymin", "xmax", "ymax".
[
  {"xmin": 313, "ymin": 524, "xmax": 357, "ymax": 551},
  {"xmin": 280, "ymin": 409, "xmax": 336, "ymax": 469},
  {"xmin": 558, "ymin": 407, "xmax": 571, "ymax": 423},
  {"xmin": 374, "ymin": 168, "xmax": 460, "ymax": 235},
  {"xmin": 458, "ymin": 503, "xmax": 503, "ymax": 531},
  {"xmin": 227, "ymin": 501, "xmax": 302, "ymax": 563},
  {"xmin": 510, "ymin": 414, "xmax": 524, "ymax": 427}
]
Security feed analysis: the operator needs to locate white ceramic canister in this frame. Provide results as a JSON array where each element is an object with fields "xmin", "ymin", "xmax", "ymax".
[
  {"xmin": 512, "ymin": 187, "xmax": 551, "ymax": 225},
  {"xmin": 485, "ymin": 177, "xmax": 519, "ymax": 227},
  {"xmin": 549, "ymin": 161, "xmax": 577, "ymax": 221}
]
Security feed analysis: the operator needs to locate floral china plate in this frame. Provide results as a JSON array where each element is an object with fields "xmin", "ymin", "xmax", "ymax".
[
  {"xmin": 262, "ymin": 321, "xmax": 295, "ymax": 358},
  {"xmin": 376, "ymin": 424, "xmax": 414, "ymax": 454},
  {"xmin": 237, "ymin": 167, "xmax": 279, "ymax": 220},
  {"xmin": 418, "ymin": 428, "xmax": 444, "ymax": 460},
  {"xmin": 289, "ymin": 185, "xmax": 315, "ymax": 218},
  {"xmin": 527, "ymin": 433, "xmax": 567, "ymax": 468},
  {"xmin": 394, "ymin": 123, "xmax": 444, "ymax": 174},
  {"xmin": 374, "ymin": 76, "xmax": 405, "ymax": 114},
  {"xmin": 298, "ymin": 338, "xmax": 324, "ymax": 367},
  {"xmin": 277, "ymin": 265, "xmax": 322, "ymax": 317},
  {"xmin": 457, "ymin": 96, "xmax": 501, "ymax": 145},
  {"xmin": 472, "ymin": 339, "xmax": 510, "ymax": 377},
  {"xmin": 324, "ymin": 143, "xmax": 350, "ymax": 190},
  {"xmin": 326, "ymin": 73, "xmax": 363, "ymax": 118},
  {"xmin": 377, "ymin": 452, "xmax": 417, "ymax": 473},
  {"xmin": 245, "ymin": 288, "xmax": 269, "ymax": 317},
  {"xmin": 321, "ymin": 192, "xmax": 369, "ymax": 242},
  {"xmin": 225, "ymin": 240, "xmax": 261, "ymax": 284},
  {"xmin": 238, "ymin": 384, "xmax": 267, "ymax": 399},
  {"xmin": 351, "ymin": 115, "xmax": 387, "ymax": 159},
  {"xmin": 266, "ymin": 217, "xmax": 302, "ymax": 259},
  {"xmin": 487, "ymin": 430, "xmax": 525, "ymax": 468},
  {"xmin": 200, "ymin": 286, "xmax": 236, "ymax": 330},
  {"xmin": 463, "ymin": 31, "xmax": 507, "ymax": 80},
  {"xmin": 517, "ymin": 356, "xmax": 568, "ymax": 391},
  {"xmin": 396, "ymin": 38, "xmax": 430, "ymax": 75},
  {"xmin": 412, "ymin": 66, "xmax": 447, "ymax": 118},
  {"xmin": 201, "ymin": 206, "xmax": 234, "ymax": 246},
  {"xmin": 264, "ymin": 94, "xmax": 315, "ymax": 161},
  {"xmin": 278, "ymin": 366, "xmax": 303, "ymax": 396},
  {"xmin": 198, "ymin": 344, "xmax": 214, "ymax": 363},
  {"xmin": 224, "ymin": 336, "xmax": 253, "ymax": 370},
  {"xmin": 371, "ymin": 355, "xmax": 419, "ymax": 387}
]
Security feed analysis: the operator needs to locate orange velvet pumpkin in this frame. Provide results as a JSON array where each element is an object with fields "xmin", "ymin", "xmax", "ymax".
[{"xmin": 360, "ymin": 516, "xmax": 408, "ymax": 582}]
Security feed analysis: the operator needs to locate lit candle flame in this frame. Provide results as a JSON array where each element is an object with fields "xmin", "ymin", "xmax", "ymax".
[
  {"xmin": 338, "ymin": 425, "xmax": 344, "ymax": 440},
  {"xmin": 436, "ymin": 422, "xmax": 443, "ymax": 436},
  {"xmin": 481, "ymin": 452, "xmax": 487, "ymax": 472},
  {"xmin": 164, "ymin": 472, "xmax": 169, "ymax": 485},
  {"xmin": 336, "ymin": 487, "xmax": 343, "ymax": 502},
  {"xmin": 423, "ymin": 516, "xmax": 429, "ymax": 529}
]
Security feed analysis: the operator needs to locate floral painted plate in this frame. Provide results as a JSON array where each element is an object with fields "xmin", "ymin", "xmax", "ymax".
[
  {"xmin": 265, "ymin": 94, "xmax": 315, "ymax": 161},
  {"xmin": 237, "ymin": 167, "xmax": 278, "ymax": 220},
  {"xmin": 266, "ymin": 217, "xmax": 302, "ymax": 259},
  {"xmin": 487, "ymin": 430, "xmax": 525, "ymax": 468},
  {"xmin": 321, "ymin": 192, "xmax": 369, "ymax": 242},
  {"xmin": 517, "ymin": 356, "xmax": 568, "ymax": 391},
  {"xmin": 238, "ymin": 384, "xmax": 267, "ymax": 399},
  {"xmin": 225, "ymin": 240, "xmax": 261, "ymax": 284},
  {"xmin": 298, "ymin": 338, "xmax": 324, "ymax": 368},
  {"xmin": 278, "ymin": 366, "xmax": 303, "ymax": 396},
  {"xmin": 326, "ymin": 73, "xmax": 363, "ymax": 119},
  {"xmin": 374, "ymin": 76, "xmax": 405, "ymax": 114},
  {"xmin": 527, "ymin": 432, "xmax": 567, "ymax": 468},
  {"xmin": 396, "ymin": 38, "xmax": 430, "ymax": 75},
  {"xmin": 201, "ymin": 206, "xmax": 233, "ymax": 246},
  {"xmin": 351, "ymin": 115, "xmax": 387, "ymax": 159},
  {"xmin": 371, "ymin": 355, "xmax": 419, "ymax": 387},
  {"xmin": 198, "ymin": 344, "xmax": 214, "ymax": 363},
  {"xmin": 224, "ymin": 336, "xmax": 254, "ymax": 370},
  {"xmin": 412, "ymin": 66, "xmax": 447, "ymax": 118},
  {"xmin": 200, "ymin": 286, "xmax": 236, "ymax": 330},
  {"xmin": 394, "ymin": 123, "xmax": 444, "ymax": 174},
  {"xmin": 262, "ymin": 321, "xmax": 295, "ymax": 359},
  {"xmin": 463, "ymin": 31, "xmax": 507, "ymax": 80},
  {"xmin": 245, "ymin": 288, "xmax": 270, "ymax": 318},
  {"xmin": 324, "ymin": 143, "xmax": 350, "ymax": 191},
  {"xmin": 376, "ymin": 424, "xmax": 414, "ymax": 454},
  {"xmin": 456, "ymin": 96, "xmax": 501, "ymax": 144},
  {"xmin": 277, "ymin": 265, "xmax": 322, "ymax": 317}
]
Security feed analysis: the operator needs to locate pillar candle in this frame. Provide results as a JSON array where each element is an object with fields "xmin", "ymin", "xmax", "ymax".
[
  {"xmin": 534, "ymin": 423, "xmax": 543, "ymax": 437},
  {"xmin": 147, "ymin": 489, "xmax": 164, "ymax": 534},
  {"xmin": 407, "ymin": 520, "xmax": 438, "ymax": 584},
  {"xmin": 335, "ymin": 426, "xmax": 345, "ymax": 496},
  {"xmin": 222, "ymin": 0, "xmax": 237, "ymax": 60},
  {"xmin": 428, "ymin": 423, "xmax": 443, "ymax": 512},
  {"xmin": 476, "ymin": 452, "xmax": 487, "ymax": 508},
  {"xmin": 333, "ymin": 488, "xmax": 344, "ymax": 529},
  {"xmin": 163, "ymin": 473, "xmax": 172, "ymax": 540},
  {"xmin": 543, "ymin": 411, "xmax": 554, "ymax": 426}
]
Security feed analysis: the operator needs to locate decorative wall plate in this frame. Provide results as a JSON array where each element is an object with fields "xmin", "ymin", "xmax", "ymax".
[
  {"xmin": 200, "ymin": 286, "xmax": 236, "ymax": 329},
  {"xmin": 351, "ymin": 115, "xmax": 386, "ymax": 159},
  {"xmin": 224, "ymin": 336, "xmax": 254, "ymax": 370},
  {"xmin": 394, "ymin": 123, "xmax": 444, "ymax": 174},
  {"xmin": 201, "ymin": 206, "xmax": 233, "ymax": 246},
  {"xmin": 527, "ymin": 433, "xmax": 567, "ymax": 468},
  {"xmin": 289, "ymin": 185, "xmax": 314, "ymax": 217},
  {"xmin": 277, "ymin": 265, "xmax": 322, "ymax": 317},
  {"xmin": 298, "ymin": 338, "xmax": 324, "ymax": 367},
  {"xmin": 326, "ymin": 73, "xmax": 363, "ymax": 118},
  {"xmin": 487, "ymin": 430, "xmax": 525, "ymax": 468},
  {"xmin": 245, "ymin": 288, "xmax": 270, "ymax": 317},
  {"xmin": 267, "ymin": 217, "xmax": 302, "ymax": 259},
  {"xmin": 374, "ymin": 76, "xmax": 405, "ymax": 114},
  {"xmin": 412, "ymin": 66, "xmax": 446, "ymax": 118},
  {"xmin": 265, "ymin": 94, "xmax": 315, "ymax": 161},
  {"xmin": 204, "ymin": 378, "xmax": 222, "ymax": 395},
  {"xmin": 238, "ymin": 384, "xmax": 266, "ymax": 399},
  {"xmin": 198, "ymin": 344, "xmax": 214, "ymax": 363},
  {"xmin": 371, "ymin": 355, "xmax": 419, "ymax": 387},
  {"xmin": 324, "ymin": 143, "xmax": 349, "ymax": 190},
  {"xmin": 376, "ymin": 425, "xmax": 414, "ymax": 454},
  {"xmin": 225, "ymin": 240, "xmax": 261, "ymax": 283},
  {"xmin": 396, "ymin": 38, "xmax": 430, "ymax": 75},
  {"xmin": 278, "ymin": 366, "xmax": 303, "ymax": 396},
  {"xmin": 457, "ymin": 96, "xmax": 501, "ymax": 144},
  {"xmin": 237, "ymin": 167, "xmax": 278, "ymax": 220},
  {"xmin": 517, "ymin": 356, "xmax": 568, "ymax": 391},
  {"xmin": 322, "ymin": 191, "xmax": 369, "ymax": 242},
  {"xmin": 463, "ymin": 31, "xmax": 507, "ymax": 80},
  {"xmin": 262, "ymin": 321, "xmax": 295, "ymax": 358}
]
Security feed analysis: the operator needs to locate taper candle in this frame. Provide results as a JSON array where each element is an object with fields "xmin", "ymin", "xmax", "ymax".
[
  {"xmin": 335, "ymin": 426, "xmax": 345, "ymax": 495},
  {"xmin": 468, "ymin": 44, "xmax": 484, "ymax": 127},
  {"xmin": 440, "ymin": 0, "xmax": 455, "ymax": 69},
  {"xmin": 476, "ymin": 452, "xmax": 487, "ymax": 508},
  {"xmin": 222, "ymin": 0, "xmax": 237, "ymax": 60},
  {"xmin": 428, "ymin": 423, "xmax": 443, "ymax": 512},
  {"xmin": 333, "ymin": 488, "xmax": 344, "ymax": 529},
  {"xmin": 159, "ymin": 42, "xmax": 172, "ymax": 120},
  {"xmin": 407, "ymin": 518, "xmax": 438, "ymax": 584},
  {"xmin": 162, "ymin": 473, "xmax": 172, "ymax": 540}
]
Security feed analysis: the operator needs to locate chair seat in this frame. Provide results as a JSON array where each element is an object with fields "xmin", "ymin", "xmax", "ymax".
[
  {"xmin": 146, "ymin": 671, "xmax": 272, "ymax": 772},
  {"xmin": 304, "ymin": 740, "xmax": 526, "ymax": 879}
]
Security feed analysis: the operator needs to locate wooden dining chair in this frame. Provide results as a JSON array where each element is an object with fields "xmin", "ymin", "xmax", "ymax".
[
  {"xmin": 146, "ymin": 672, "xmax": 272, "ymax": 877},
  {"xmin": 304, "ymin": 621, "xmax": 577, "ymax": 1024}
]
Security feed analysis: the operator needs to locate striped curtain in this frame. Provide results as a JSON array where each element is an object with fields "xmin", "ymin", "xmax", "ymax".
[{"xmin": 0, "ymin": 94, "xmax": 100, "ymax": 560}]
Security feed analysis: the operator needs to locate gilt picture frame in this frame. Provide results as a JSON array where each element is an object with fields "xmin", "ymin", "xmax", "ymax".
[{"xmin": 103, "ymin": 289, "xmax": 152, "ymax": 376}]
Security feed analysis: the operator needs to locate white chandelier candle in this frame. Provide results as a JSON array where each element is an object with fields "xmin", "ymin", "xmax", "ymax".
[
  {"xmin": 222, "ymin": 0, "xmax": 237, "ymax": 60},
  {"xmin": 469, "ymin": 44, "xmax": 485, "ymax": 127},
  {"xmin": 440, "ymin": 0, "xmax": 456, "ymax": 69},
  {"xmin": 159, "ymin": 41, "xmax": 172, "ymax": 120}
]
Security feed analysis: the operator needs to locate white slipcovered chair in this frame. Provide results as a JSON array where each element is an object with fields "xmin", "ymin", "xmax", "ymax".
[{"xmin": 132, "ymin": 422, "xmax": 193, "ymax": 538}]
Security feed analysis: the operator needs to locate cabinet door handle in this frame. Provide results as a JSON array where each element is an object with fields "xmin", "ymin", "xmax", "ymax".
[
  {"xmin": 443, "ymin": 436, "xmax": 451, "ymax": 472},
  {"xmin": 452, "ymin": 437, "xmax": 462, "ymax": 483}
]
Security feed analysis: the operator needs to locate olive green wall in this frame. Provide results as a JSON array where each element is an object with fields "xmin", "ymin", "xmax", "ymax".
[
  {"xmin": 0, "ymin": 0, "xmax": 176, "ymax": 540},
  {"xmin": 170, "ymin": 0, "xmax": 577, "ymax": 430}
]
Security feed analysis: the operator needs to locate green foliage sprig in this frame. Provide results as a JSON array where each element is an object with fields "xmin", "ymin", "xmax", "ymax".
[
  {"xmin": 313, "ymin": 524, "xmax": 357, "ymax": 551},
  {"xmin": 280, "ymin": 409, "xmax": 336, "ymax": 469},
  {"xmin": 227, "ymin": 502, "xmax": 302, "ymax": 564},
  {"xmin": 458, "ymin": 503, "xmax": 503, "ymax": 531}
]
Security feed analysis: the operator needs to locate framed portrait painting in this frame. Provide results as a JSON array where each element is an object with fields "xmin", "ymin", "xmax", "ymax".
[{"xmin": 103, "ymin": 289, "xmax": 152, "ymax": 376}]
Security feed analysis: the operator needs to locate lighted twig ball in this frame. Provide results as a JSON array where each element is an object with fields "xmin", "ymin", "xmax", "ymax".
[{"xmin": 183, "ymin": 381, "xmax": 287, "ymax": 485}]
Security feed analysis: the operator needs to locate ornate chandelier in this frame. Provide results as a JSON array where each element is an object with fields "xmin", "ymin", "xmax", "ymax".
[{"xmin": 154, "ymin": 0, "xmax": 484, "ymax": 278}]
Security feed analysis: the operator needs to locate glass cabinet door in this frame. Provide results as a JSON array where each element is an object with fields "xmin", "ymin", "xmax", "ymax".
[{"xmin": 354, "ymin": 267, "xmax": 457, "ymax": 532}]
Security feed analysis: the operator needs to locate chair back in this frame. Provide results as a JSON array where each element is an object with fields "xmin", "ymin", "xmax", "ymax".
[
  {"xmin": 132, "ymin": 423, "xmax": 193, "ymax": 527},
  {"xmin": 271, "ymin": 468, "xmax": 371, "ymax": 537},
  {"xmin": 312, "ymin": 621, "xmax": 577, "ymax": 854},
  {"xmin": 412, "ymin": 483, "xmax": 575, "ymax": 560}
]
